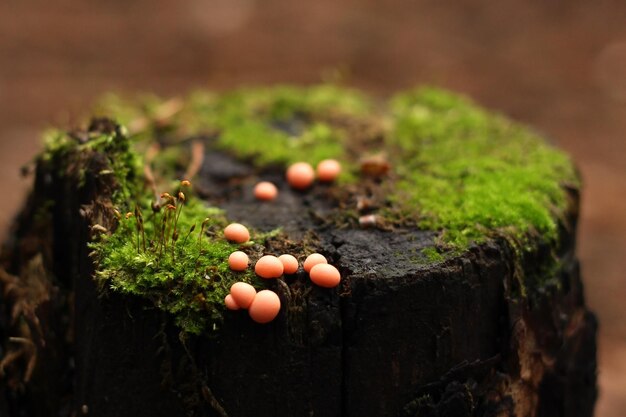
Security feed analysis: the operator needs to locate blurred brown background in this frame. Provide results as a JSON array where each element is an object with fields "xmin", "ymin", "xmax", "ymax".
[{"xmin": 0, "ymin": 0, "xmax": 624, "ymax": 414}]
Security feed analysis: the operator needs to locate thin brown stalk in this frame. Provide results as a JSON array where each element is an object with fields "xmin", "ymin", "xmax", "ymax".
[{"xmin": 184, "ymin": 140, "xmax": 205, "ymax": 180}]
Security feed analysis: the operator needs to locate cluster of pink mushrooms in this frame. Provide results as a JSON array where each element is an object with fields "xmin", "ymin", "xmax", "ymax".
[
  {"xmin": 253, "ymin": 159, "xmax": 342, "ymax": 200},
  {"xmin": 222, "ymin": 160, "xmax": 343, "ymax": 324}
]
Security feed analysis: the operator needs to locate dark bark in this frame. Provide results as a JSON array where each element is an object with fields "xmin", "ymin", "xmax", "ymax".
[{"xmin": 0, "ymin": 133, "xmax": 597, "ymax": 417}]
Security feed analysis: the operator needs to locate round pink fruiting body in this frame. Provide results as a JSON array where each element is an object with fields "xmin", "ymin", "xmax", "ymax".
[
  {"xmin": 249, "ymin": 290, "xmax": 281, "ymax": 324},
  {"xmin": 230, "ymin": 282, "xmax": 257, "ymax": 309},
  {"xmin": 254, "ymin": 255, "xmax": 284, "ymax": 279},
  {"xmin": 286, "ymin": 162, "xmax": 315, "ymax": 190},
  {"xmin": 224, "ymin": 223, "xmax": 250, "ymax": 243},
  {"xmin": 278, "ymin": 254, "xmax": 299, "ymax": 274},
  {"xmin": 316, "ymin": 159, "xmax": 341, "ymax": 182},
  {"xmin": 309, "ymin": 264, "xmax": 341, "ymax": 288},
  {"xmin": 228, "ymin": 251, "xmax": 249, "ymax": 271},
  {"xmin": 303, "ymin": 253, "xmax": 327, "ymax": 273},
  {"xmin": 224, "ymin": 294, "xmax": 241, "ymax": 310},
  {"xmin": 254, "ymin": 181, "xmax": 278, "ymax": 201}
]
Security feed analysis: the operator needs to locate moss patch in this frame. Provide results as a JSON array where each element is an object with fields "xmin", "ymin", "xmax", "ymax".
[
  {"xmin": 386, "ymin": 87, "xmax": 578, "ymax": 251},
  {"xmin": 89, "ymin": 192, "xmax": 260, "ymax": 335},
  {"xmin": 206, "ymin": 85, "xmax": 371, "ymax": 167},
  {"xmin": 99, "ymin": 84, "xmax": 374, "ymax": 181},
  {"xmin": 40, "ymin": 120, "xmax": 141, "ymax": 202}
]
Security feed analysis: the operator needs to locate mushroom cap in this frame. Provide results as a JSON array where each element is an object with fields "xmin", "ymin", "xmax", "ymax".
[
  {"xmin": 224, "ymin": 294, "xmax": 241, "ymax": 310},
  {"xmin": 303, "ymin": 253, "xmax": 327, "ymax": 273},
  {"xmin": 316, "ymin": 159, "xmax": 342, "ymax": 182},
  {"xmin": 229, "ymin": 282, "xmax": 257, "ymax": 309},
  {"xmin": 249, "ymin": 290, "xmax": 281, "ymax": 324},
  {"xmin": 278, "ymin": 254, "xmax": 299, "ymax": 275},
  {"xmin": 254, "ymin": 255, "xmax": 284, "ymax": 279},
  {"xmin": 224, "ymin": 223, "xmax": 250, "ymax": 243},
  {"xmin": 309, "ymin": 264, "xmax": 341, "ymax": 288},
  {"xmin": 254, "ymin": 181, "xmax": 278, "ymax": 201},
  {"xmin": 228, "ymin": 251, "xmax": 249, "ymax": 271},
  {"xmin": 286, "ymin": 162, "xmax": 315, "ymax": 190}
]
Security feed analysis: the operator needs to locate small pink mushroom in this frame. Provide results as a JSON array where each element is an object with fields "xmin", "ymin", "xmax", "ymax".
[
  {"xmin": 224, "ymin": 223, "xmax": 250, "ymax": 243},
  {"xmin": 254, "ymin": 181, "xmax": 278, "ymax": 201},
  {"xmin": 224, "ymin": 294, "xmax": 240, "ymax": 310},
  {"xmin": 316, "ymin": 159, "xmax": 341, "ymax": 182},
  {"xmin": 303, "ymin": 253, "xmax": 327, "ymax": 273},
  {"xmin": 254, "ymin": 255, "xmax": 284, "ymax": 279},
  {"xmin": 230, "ymin": 282, "xmax": 257, "ymax": 309},
  {"xmin": 249, "ymin": 290, "xmax": 281, "ymax": 324},
  {"xmin": 228, "ymin": 251, "xmax": 249, "ymax": 271},
  {"xmin": 309, "ymin": 264, "xmax": 341, "ymax": 288},
  {"xmin": 286, "ymin": 162, "xmax": 315, "ymax": 190},
  {"xmin": 278, "ymin": 254, "xmax": 299, "ymax": 274}
]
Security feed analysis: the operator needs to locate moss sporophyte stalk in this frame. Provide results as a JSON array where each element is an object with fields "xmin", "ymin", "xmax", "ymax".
[
  {"xmin": 89, "ymin": 183, "xmax": 261, "ymax": 335},
  {"xmin": 44, "ymin": 84, "xmax": 578, "ymax": 334}
]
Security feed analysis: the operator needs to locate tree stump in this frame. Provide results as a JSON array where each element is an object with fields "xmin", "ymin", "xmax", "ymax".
[{"xmin": 0, "ymin": 86, "xmax": 597, "ymax": 417}]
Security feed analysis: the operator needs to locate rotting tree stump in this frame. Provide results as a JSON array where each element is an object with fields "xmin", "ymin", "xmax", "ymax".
[{"xmin": 0, "ymin": 86, "xmax": 597, "ymax": 417}]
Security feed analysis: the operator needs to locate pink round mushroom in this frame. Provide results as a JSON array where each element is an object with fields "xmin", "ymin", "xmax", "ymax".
[
  {"xmin": 254, "ymin": 181, "xmax": 278, "ymax": 201},
  {"xmin": 228, "ymin": 251, "xmax": 249, "ymax": 271},
  {"xmin": 230, "ymin": 282, "xmax": 257, "ymax": 309},
  {"xmin": 249, "ymin": 290, "xmax": 281, "ymax": 324},
  {"xmin": 224, "ymin": 294, "xmax": 240, "ymax": 311},
  {"xmin": 303, "ymin": 253, "xmax": 327, "ymax": 273},
  {"xmin": 224, "ymin": 223, "xmax": 250, "ymax": 243},
  {"xmin": 286, "ymin": 162, "xmax": 315, "ymax": 190},
  {"xmin": 309, "ymin": 264, "xmax": 341, "ymax": 288},
  {"xmin": 316, "ymin": 159, "xmax": 342, "ymax": 182},
  {"xmin": 278, "ymin": 254, "xmax": 299, "ymax": 275},
  {"xmin": 254, "ymin": 255, "xmax": 284, "ymax": 279}
]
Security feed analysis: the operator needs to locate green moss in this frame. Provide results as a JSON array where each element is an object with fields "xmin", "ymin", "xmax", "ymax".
[
  {"xmin": 40, "ymin": 125, "xmax": 141, "ymax": 202},
  {"xmin": 90, "ymin": 190, "xmax": 261, "ymax": 335},
  {"xmin": 100, "ymin": 84, "xmax": 372, "ymax": 178},
  {"xmin": 386, "ymin": 87, "xmax": 577, "ymax": 251},
  {"xmin": 421, "ymin": 246, "xmax": 445, "ymax": 263}
]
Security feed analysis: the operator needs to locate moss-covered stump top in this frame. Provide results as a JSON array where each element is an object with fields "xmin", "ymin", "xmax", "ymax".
[{"xmin": 40, "ymin": 85, "xmax": 578, "ymax": 335}]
